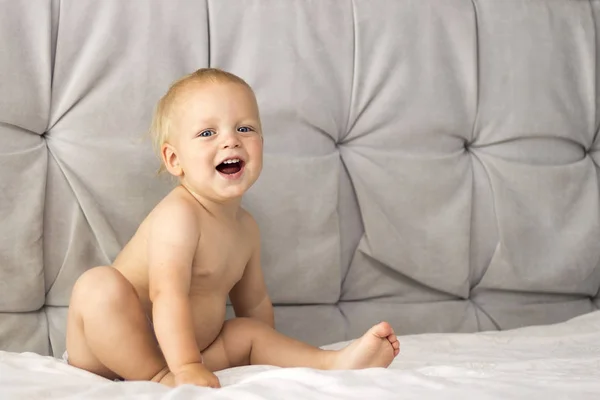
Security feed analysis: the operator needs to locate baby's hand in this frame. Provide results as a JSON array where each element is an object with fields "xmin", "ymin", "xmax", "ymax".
[{"xmin": 174, "ymin": 362, "xmax": 221, "ymax": 388}]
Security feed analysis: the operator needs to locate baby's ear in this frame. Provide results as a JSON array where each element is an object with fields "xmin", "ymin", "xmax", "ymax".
[{"xmin": 161, "ymin": 143, "xmax": 183, "ymax": 177}]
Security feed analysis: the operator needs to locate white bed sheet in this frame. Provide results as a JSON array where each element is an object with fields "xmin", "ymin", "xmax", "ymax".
[{"xmin": 2, "ymin": 311, "xmax": 600, "ymax": 399}]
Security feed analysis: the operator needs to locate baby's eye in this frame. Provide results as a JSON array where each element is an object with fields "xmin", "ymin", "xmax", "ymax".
[
  {"xmin": 198, "ymin": 130, "xmax": 215, "ymax": 137},
  {"xmin": 237, "ymin": 126, "xmax": 253, "ymax": 133}
]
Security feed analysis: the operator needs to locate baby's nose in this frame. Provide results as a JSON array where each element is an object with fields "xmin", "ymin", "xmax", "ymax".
[{"xmin": 222, "ymin": 132, "xmax": 241, "ymax": 148}]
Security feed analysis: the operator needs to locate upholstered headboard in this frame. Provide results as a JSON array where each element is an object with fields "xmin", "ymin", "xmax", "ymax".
[{"xmin": 2, "ymin": 0, "xmax": 600, "ymax": 357}]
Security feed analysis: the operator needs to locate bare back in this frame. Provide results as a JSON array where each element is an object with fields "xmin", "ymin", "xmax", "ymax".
[{"xmin": 114, "ymin": 185, "xmax": 255, "ymax": 351}]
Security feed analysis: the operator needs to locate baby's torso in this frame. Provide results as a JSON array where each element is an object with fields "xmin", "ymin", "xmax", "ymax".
[{"xmin": 114, "ymin": 203, "xmax": 253, "ymax": 351}]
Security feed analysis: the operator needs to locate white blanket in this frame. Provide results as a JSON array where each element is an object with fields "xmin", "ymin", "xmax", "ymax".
[{"xmin": 2, "ymin": 311, "xmax": 600, "ymax": 399}]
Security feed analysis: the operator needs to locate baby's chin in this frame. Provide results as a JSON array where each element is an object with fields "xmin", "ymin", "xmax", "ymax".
[
  {"xmin": 184, "ymin": 171, "xmax": 259, "ymax": 201},
  {"xmin": 215, "ymin": 187, "xmax": 248, "ymax": 200},
  {"xmin": 205, "ymin": 182, "xmax": 253, "ymax": 202}
]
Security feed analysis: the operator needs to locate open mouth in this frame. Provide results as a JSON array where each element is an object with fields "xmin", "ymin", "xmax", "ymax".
[{"xmin": 216, "ymin": 158, "xmax": 245, "ymax": 175}]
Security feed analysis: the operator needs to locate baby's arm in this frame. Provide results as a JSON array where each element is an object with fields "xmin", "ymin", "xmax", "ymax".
[
  {"xmin": 147, "ymin": 200, "xmax": 204, "ymax": 373},
  {"xmin": 229, "ymin": 215, "xmax": 274, "ymax": 327}
]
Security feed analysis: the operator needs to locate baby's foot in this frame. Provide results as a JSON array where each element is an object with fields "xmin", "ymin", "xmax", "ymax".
[{"xmin": 330, "ymin": 322, "xmax": 400, "ymax": 369}]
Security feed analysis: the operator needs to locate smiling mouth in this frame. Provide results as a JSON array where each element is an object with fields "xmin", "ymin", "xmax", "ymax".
[{"xmin": 216, "ymin": 159, "xmax": 245, "ymax": 175}]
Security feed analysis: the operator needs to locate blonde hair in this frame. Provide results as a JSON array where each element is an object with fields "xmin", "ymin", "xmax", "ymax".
[{"xmin": 149, "ymin": 68, "xmax": 254, "ymax": 174}]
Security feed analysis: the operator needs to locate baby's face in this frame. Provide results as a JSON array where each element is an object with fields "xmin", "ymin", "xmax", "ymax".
[{"xmin": 166, "ymin": 81, "xmax": 263, "ymax": 201}]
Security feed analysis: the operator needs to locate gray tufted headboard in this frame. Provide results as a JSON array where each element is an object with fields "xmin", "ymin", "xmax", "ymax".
[{"xmin": 2, "ymin": 0, "xmax": 600, "ymax": 358}]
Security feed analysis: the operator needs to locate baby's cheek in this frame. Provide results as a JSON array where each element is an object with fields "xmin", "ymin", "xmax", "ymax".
[{"xmin": 250, "ymin": 141, "xmax": 264, "ymax": 155}]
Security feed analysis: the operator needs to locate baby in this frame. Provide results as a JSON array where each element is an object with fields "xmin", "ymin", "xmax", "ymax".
[{"xmin": 65, "ymin": 68, "xmax": 400, "ymax": 388}]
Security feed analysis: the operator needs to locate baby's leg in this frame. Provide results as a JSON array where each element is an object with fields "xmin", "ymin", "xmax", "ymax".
[
  {"xmin": 65, "ymin": 266, "xmax": 173, "ymax": 385},
  {"xmin": 200, "ymin": 318, "xmax": 400, "ymax": 372}
]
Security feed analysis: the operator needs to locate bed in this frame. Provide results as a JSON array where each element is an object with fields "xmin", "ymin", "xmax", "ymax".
[
  {"xmin": 2, "ymin": 0, "xmax": 600, "ymax": 398},
  {"xmin": 2, "ymin": 311, "xmax": 600, "ymax": 399}
]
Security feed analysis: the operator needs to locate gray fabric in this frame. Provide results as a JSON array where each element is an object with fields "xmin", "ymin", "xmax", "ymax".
[
  {"xmin": 242, "ymin": 154, "xmax": 342, "ymax": 304},
  {"xmin": 1, "ymin": 0, "xmax": 600, "ymax": 357},
  {"xmin": 0, "ymin": 312, "xmax": 49, "ymax": 355},
  {"xmin": 0, "ymin": 0, "xmax": 49, "ymax": 314}
]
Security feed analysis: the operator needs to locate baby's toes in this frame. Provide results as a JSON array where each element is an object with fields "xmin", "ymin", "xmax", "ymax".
[
  {"xmin": 388, "ymin": 333, "xmax": 400, "ymax": 356},
  {"xmin": 370, "ymin": 321, "xmax": 394, "ymax": 339},
  {"xmin": 387, "ymin": 332, "xmax": 398, "ymax": 345},
  {"xmin": 393, "ymin": 341, "xmax": 400, "ymax": 355}
]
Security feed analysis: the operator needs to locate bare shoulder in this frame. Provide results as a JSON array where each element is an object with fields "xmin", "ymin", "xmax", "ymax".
[
  {"xmin": 148, "ymin": 186, "xmax": 202, "ymax": 239},
  {"xmin": 240, "ymin": 208, "xmax": 260, "ymax": 253},
  {"xmin": 239, "ymin": 208, "xmax": 260, "ymax": 244}
]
